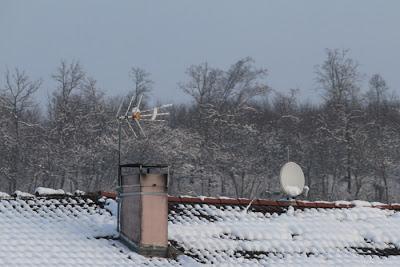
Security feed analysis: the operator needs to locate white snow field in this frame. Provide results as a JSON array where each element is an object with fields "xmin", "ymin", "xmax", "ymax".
[{"xmin": 0, "ymin": 190, "xmax": 400, "ymax": 266}]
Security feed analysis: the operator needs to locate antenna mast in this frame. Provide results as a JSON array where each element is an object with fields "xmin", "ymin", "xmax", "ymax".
[
  {"xmin": 115, "ymin": 94, "xmax": 172, "ymax": 232},
  {"xmin": 115, "ymin": 94, "xmax": 172, "ymax": 165}
]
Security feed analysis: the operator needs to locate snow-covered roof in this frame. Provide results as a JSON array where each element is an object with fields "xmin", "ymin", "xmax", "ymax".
[
  {"xmin": 169, "ymin": 200, "xmax": 400, "ymax": 266},
  {"xmin": 1, "ymin": 190, "xmax": 400, "ymax": 266},
  {"xmin": 0, "ymin": 192, "xmax": 175, "ymax": 266}
]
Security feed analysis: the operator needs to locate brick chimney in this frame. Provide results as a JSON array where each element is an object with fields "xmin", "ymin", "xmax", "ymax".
[{"xmin": 118, "ymin": 164, "xmax": 169, "ymax": 257}]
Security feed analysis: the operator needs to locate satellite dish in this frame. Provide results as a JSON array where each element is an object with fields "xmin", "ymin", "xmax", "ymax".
[{"xmin": 280, "ymin": 162, "xmax": 305, "ymax": 198}]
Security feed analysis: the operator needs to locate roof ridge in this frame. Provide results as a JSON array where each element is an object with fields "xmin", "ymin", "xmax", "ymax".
[{"xmin": 98, "ymin": 191, "xmax": 400, "ymax": 210}]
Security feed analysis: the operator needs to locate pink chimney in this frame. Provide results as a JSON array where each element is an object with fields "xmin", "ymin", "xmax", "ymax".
[{"xmin": 118, "ymin": 164, "xmax": 169, "ymax": 257}]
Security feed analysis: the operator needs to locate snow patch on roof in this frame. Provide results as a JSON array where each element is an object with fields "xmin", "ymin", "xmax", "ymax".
[
  {"xmin": 74, "ymin": 189, "xmax": 85, "ymax": 196},
  {"xmin": 351, "ymin": 200, "xmax": 372, "ymax": 207},
  {"xmin": 335, "ymin": 200, "xmax": 352, "ymax": 206},
  {"xmin": 35, "ymin": 187, "xmax": 65, "ymax": 196},
  {"xmin": 105, "ymin": 198, "xmax": 118, "ymax": 216},
  {"xmin": 0, "ymin": 192, "xmax": 10, "ymax": 198},
  {"xmin": 14, "ymin": 190, "xmax": 34, "ymax": 198},
  {"xmin": 371, "ymin": 201, "xmax": 385, "ymax": 206}
]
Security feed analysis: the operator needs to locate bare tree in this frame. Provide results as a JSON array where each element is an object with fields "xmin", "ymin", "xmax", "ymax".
[
  {"xmin": 315, "ymin": 49, "xmax": 363, "ymax": 197},
  {"xmin": 48, "ymin": 61, "xmax": 86, "ymax": 189},
  {"xmin": 365, "ymin": 74, "xmax": 392, "ymax": 202},
  {"xmin": 181, "ymin": 58, "xmax": 269, "ymax": 197},
  {"xmin": 129, "ymin": 67, "xmax": 153, "ymax": 106},
  {"xmin": 0, "ymin": 68, "xmax": 41, "ymax": 192}
]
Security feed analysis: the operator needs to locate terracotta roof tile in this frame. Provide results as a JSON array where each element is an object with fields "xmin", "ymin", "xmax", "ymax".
[
  {"xmin": 389, "ymin": 204, "xmax": 400, "ymax": 210},
  {"xmin": 201, "ymin": 197, "xmax": 222, "ymax": 205},
  {"xmin": 217, "ymin": 198, "xmax": 240, "ymax": 205},
  {"xmin": 296, "ymin": 201, "xmax": 318, "ymax": 208},
  {"xmin": 256, "ymin": 199, "xmax": 279, "ymax": 206}
]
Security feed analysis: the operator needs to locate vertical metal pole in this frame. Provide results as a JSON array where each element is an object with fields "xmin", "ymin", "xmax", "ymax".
[
  {"xmin": 118, "ymin": 122, "xmax": 121, "ymax": 171},
  {"xmin": 117, "ymin": 122, "xmax": 121, "ymax": 233}
]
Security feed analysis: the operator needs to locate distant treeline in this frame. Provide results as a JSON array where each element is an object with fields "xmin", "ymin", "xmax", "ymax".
[{"xmin": 1, "ymin": 49, "xmax": 399, "ymax": 202}]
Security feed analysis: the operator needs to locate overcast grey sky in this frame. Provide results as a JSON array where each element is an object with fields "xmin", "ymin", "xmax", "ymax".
[{"xmin": 1, "ymin": 0, "xmax": 400, "ymax": 104}]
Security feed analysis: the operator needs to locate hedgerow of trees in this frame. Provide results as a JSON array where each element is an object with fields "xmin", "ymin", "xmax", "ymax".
[{"xmin": 1, "ymin": 49, "xmax": 400, "ymax": 203}]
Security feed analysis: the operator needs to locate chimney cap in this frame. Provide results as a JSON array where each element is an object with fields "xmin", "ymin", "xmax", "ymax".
[
  {"xmin": 119, "ymin": 163, "xmax": 169, "ymax": 169},
  {"xmin": 119, "ymin": 163, "xmax": 170, "ymax": 176}
]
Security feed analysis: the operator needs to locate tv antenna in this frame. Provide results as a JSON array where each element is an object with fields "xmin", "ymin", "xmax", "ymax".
[
  {"xmin": 115, "ymin": 94, "xmax": 172, "ymax": 165},
  {"xmin": 279, "ymin": 161, "xmax": 307, "ymax": 199}
]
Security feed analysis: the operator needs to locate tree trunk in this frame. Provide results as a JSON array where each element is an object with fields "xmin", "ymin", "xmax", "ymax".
[
  {"xmin": 240, "ymin": 171, "xmax": 246, "ymax": 198},
  {"xmin": 229, "ymin": 172, "xmax": 240, "ymax": 198},
  {"xmin": 381, "ymin": 165, "xmax": 389, "ymax": 203},
  {"xmin": 221, "ymin": 175, "xmax": 226, "ymax": 196},
  {"xmin": 347, "ymin": 150, "xmax": 352, "ymax": 194}
]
